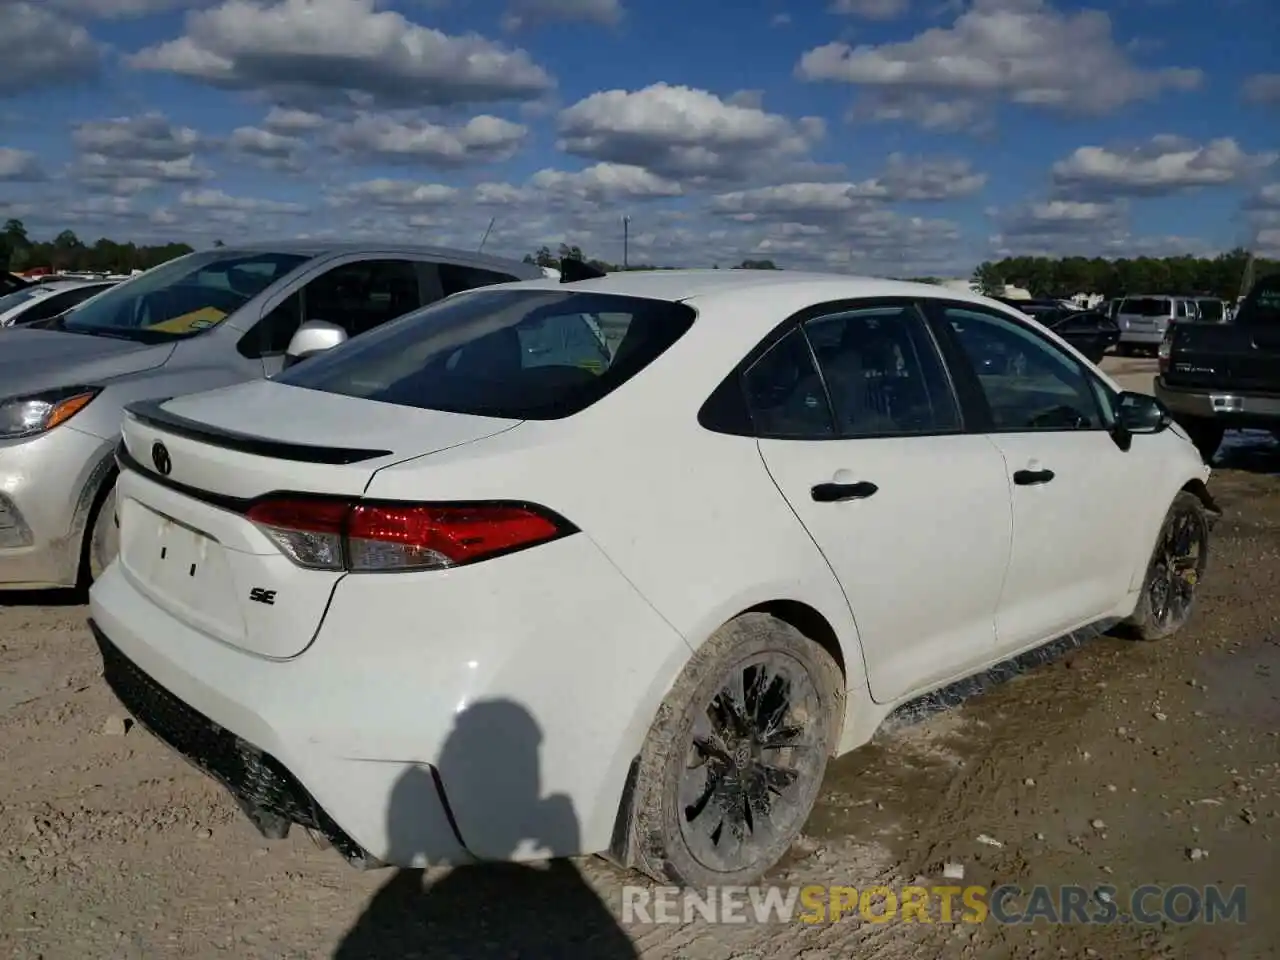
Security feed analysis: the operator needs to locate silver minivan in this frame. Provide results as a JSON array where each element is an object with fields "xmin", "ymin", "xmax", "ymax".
[{"xmin": 1115, "ymin": 295, "xmax": 1200, "ymax": 353}]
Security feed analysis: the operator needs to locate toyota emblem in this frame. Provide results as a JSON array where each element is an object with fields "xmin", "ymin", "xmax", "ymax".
[{"xmin": 151, "ymin": 441, "xmax": 172, "ymax": 476}]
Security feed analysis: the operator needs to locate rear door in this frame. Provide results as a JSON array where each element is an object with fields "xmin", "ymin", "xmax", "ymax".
[
  {"xmin": 115, "ymin": 380, "xmax": 521, "ymax": 659},
  {"xmin": 750, "ymin": 300, "xmax": 1013, "ymax": 703},
  {"xmin": 927, "ymin": 300, "xmax": 1147, "ymax": 648}
]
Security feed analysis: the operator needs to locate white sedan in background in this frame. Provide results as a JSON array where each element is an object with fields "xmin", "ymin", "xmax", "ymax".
[
  {"xmin": 89, "ymin": 270, "xmax": 1214, "ymax": 887},
  {"xmin": 0, "ymin": 278, "xmax": 117, "ymax": 327}
]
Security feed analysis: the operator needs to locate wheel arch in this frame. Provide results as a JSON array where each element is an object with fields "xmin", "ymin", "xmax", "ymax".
[
  {"xmin": 1180, "ymin": 477, "xmax": 1222, "ymax": 520},
  {"xmin": 66, "ymin": 446, "xmax": 119, "ymax": 585},
  {"xmin": 605, "ymin": 594, "xmax": 873, "ymax": 870}
]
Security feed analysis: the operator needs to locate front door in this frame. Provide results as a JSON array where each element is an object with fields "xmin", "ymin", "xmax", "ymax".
[
  {"xmin": 748, "ymin": 301, "xmax": 1014, "ymax": 704},
  {"xmin": 930, "ymin": 302, "xmax": 1144, "ymax": 648}
]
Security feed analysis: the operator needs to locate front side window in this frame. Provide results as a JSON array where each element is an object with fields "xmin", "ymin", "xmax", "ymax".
[
  {"xmin": 243, "ymin": 258, "xmax": 422, "ymax": 357},
  {"xmin": 277, "ymin": 289, "xmax": 695, "ymax": 420},
  {"xmin": 304, "ymin": 259, "xmax": 422, "ymax": 338},
  {"xmin": 802, "ymin": 304, "xmax": 960, "ymax": 437},
  {"xmin": 940, "ymin": 305, "xmax": 1103, "ymax": 432},
  {"xmin": 58, "ymin": 250, "xmax": 308, "ymax": 343}
]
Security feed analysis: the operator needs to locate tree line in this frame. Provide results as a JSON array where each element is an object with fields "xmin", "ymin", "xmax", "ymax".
[
  {"xmin": 971, "ymin": 248, "xmax": 1276, "ymax": 301},
  {"xmin": 4, "ymin": 220, "xmax": 1273, "ymax": 300},
  {"xmin": 0, "ymin": 220, "xmax": 194, "ymax": 275}
]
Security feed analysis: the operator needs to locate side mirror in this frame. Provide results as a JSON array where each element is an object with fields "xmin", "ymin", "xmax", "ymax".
[
  {"xmin": 283, "ymin": 319, "xmax": 347, "ymax": 369},
  {"xmin": 1115, "ymin": 390, "xmax": 1170, "ymax": 436}
]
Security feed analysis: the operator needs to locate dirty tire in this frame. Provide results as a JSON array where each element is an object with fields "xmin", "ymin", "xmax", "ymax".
[
  {"xmin": 627, "ymin": 613, "xmax": 845, "ymax": 887},
  {"xmin": 1126, "ymin": 491, "xmax": 1210, "ymax": 641},
  {"xmin": 82, "ymin": 476, "xmax": 119, "ymax": 586}
]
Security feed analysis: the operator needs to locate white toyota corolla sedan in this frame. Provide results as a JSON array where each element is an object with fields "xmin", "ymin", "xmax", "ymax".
[{"xmin": 89, "ymin": 269, "xmax": 1215, "ymax": 887}]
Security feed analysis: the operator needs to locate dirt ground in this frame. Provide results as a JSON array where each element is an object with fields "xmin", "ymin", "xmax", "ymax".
[{"xmin": 2, "ymin": 358, "xmax": 1277, "ymax": 959}]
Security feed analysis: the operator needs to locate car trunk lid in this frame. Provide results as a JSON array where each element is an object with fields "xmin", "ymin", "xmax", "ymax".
[{"xmin": 117, "ymin": 381, "xmax": 522, "ymax": 659}]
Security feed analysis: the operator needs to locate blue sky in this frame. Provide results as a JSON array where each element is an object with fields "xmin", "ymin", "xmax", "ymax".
[{"xmin": 0, "ymin": 0, "xmax": 1277, "ymax": 275}]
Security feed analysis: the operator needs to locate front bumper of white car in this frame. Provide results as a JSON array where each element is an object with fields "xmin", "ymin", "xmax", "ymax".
[
  {"xmin": 0, "ymin": 425, "xmax": 116, "ymax": 588},
  {"xmin": 88, "ymin": 533, "xmax": 692, "ymax": 869}
]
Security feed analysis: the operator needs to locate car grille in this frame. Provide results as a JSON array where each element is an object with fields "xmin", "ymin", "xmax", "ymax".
[{"xmin": 91, "ymin": 623, "xmax": 366, "ymax": 861}]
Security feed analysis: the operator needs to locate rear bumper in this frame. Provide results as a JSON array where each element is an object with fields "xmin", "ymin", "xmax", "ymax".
[
  {"xmin": 90, "ymin": 563, "xmax": 474, "ymax": 868},
  {"xmin": 88, "ymin": 531, "xmax": 692, "ymax": 868},
  {"xmin": 1155, "ymin": 377, "xmax": 1280, "ymax": 426}
]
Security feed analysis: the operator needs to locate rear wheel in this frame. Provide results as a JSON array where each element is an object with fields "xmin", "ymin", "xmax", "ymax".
[
  {"xmin": 1126, "ymin": 492, "xmax": 1209, "ymax": 641},
  {"xmin": 1178, "ymin": 419, "xmax": 1224, "ymax": 463},
  {"xmin": 627, "ymin": 613, "xmax": 844, "ymax": 887}
]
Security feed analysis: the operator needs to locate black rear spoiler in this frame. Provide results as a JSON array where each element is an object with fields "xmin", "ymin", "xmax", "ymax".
[{"xmin": 559, "ymin": 259, "xmax": 607, "ymax": 283}]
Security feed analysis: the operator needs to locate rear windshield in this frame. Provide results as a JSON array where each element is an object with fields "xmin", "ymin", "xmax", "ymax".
[
  {"xmin": 0, "ymin": 287, "xmax": 46, "ymax": 313},
  {"xmin": 1235, "ymin": 275, "xmax": 1280, "ymax": 326},
  {"xmin": 1196, "ymin": 299, "xmax": 1224, "ymax": 321},
  {"xmin": 1120, "ymin": 297, "xmax": 1172, "ymax": 317},
  {"xmin": 276, "ymin": 288, "xmax": 697, "ymax": 419}
]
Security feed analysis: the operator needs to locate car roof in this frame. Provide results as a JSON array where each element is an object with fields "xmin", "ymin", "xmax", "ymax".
[
  {"xmin": 492, "ymin": 268, "xmax": 1005, "ymax": 310},
  {"xmin": 17, "ymin": 279, "xmax": 109, "ymax": 294},
  {"xmin": 218, "ymin": 241, "xmax": 538, "ymax": 274}
]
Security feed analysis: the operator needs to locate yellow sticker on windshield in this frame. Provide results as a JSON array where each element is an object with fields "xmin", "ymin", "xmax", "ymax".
[{"xmin": 149, "ymin": 307, "xmax": 228, "ymax": 334}]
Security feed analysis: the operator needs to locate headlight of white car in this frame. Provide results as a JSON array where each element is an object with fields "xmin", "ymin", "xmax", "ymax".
[{"xmin": 0, "ymin": 386, "xmax": 100, "ymax": 440}]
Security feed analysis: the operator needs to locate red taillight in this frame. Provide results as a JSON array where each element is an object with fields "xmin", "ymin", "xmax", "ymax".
[{"xmin": 245, "ymin": 497, "xmax": 570, "ymax": 572}]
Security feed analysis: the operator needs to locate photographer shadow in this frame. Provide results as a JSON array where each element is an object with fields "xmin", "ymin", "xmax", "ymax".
[{"xmin": 333, "ymin": 699, "xmax": 639, "ymax": 959}]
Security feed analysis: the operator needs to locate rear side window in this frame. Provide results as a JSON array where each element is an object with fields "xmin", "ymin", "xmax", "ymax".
[
  {"xmin": 1121, "ymin": 297, "xmax": 1172, "ymax": 317},
  {"xmin": 438, "ymin": 264, "xmax": 518, "ymax": 296},
  {"xmin": 276, "ymin": 289, "xmax": 695, "ymax": 420}
]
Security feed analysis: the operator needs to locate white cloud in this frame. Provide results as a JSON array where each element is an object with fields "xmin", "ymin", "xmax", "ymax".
[
  {"xmin": 68, "ymin": 113, "xmax": 214, "ymax": 194},
  {"xmin": 708, "ymin": 155, "xmax": 986, "ymax": 223},
  {"xmin": 1051, "ymin": 136, "xmax": 1278, "ymax": 198},
  {"xmin": 556, "ymin": 83, "xmax": 825, "ymax": 184},
  {"xmin": 72, "ymin": 113, "xmax": 203, "ymax": 161},
  {"xmin": 529, "ymin": 163, "xmax": 683, "ymax": 201},
  {"xmin": 829, "ymin": 0, "xmax": 911, "ymax": 20},
  {"xmin": 228, "ymin": 126, "xmax": 307, "ymax": 171},
  {"xmin": 130, "ymin": 0, "xmax": 555, "ymax": 109},
  {"xmin": 328, "ymin": 114, "xmax": 528, "ymax": 166},
  {"xmin": 327, "ymin": 178, "xmax": 462, "ymax": 208},
  {"xmin": 0, "ymin": 148, "xmax": 44, "ymax": 182},
  {"xmin": 179, "ymin": 188, "xmax": 308, "ymax": 215},
  {"xmin": 0, "ymin": 2, "xmax": 100, "ymax": 96},
  {"xmin": 798, "ymin": 0, "xmax": 1201, "ymax": 128},
  {"xmin": 501, "ymin": 0, "xmax": 624, "ymax": 31},
  {"xmin": 263, "ymin": 106, "xmax": 327, "ymax": 133}
]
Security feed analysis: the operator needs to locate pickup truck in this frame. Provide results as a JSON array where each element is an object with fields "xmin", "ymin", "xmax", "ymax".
[{"xmin": 1154, "ymin": 272, "xmax": 1280, "ymax": 461}]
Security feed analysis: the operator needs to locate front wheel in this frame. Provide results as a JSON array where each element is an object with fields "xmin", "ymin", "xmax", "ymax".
[
  {"xmin": 626, "ymin": 613, "xmax": 844, "ymax": 887},
  {"xmin": 1125, "ymin": 492, "xmax": 1210, "ymax": 641},
  {"xmin": 82, "ymin": 477, "xmax": 119, "ymax": 586}
]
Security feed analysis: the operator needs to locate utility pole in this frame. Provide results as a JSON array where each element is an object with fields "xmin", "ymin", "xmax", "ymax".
[{"xmin": 622, "ymin": 215, "xmax": 630, "ymax": 270}]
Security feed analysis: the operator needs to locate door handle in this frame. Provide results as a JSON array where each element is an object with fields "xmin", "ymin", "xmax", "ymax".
[
  {"xmin": 1013, "ymin": 468, "xmax": 1055, "ymax": 486},
  {"xmin": 811, "ymin": 481, "xmax": 879, "ymax": 502}
]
